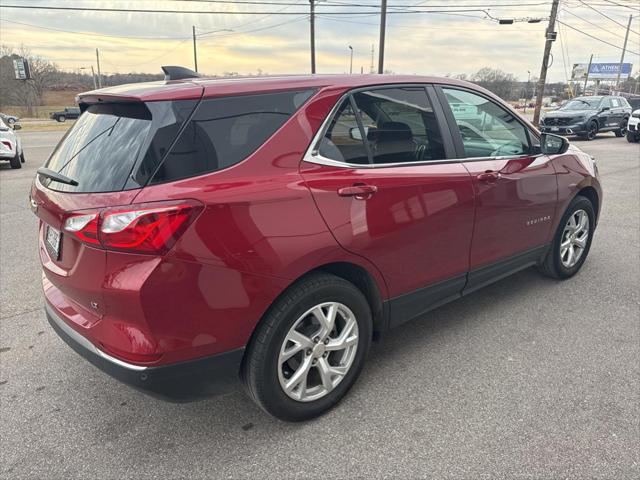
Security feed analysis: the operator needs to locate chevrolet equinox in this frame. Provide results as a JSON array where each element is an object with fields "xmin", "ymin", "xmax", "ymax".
[{"xmin": 31, "ymin": 67, "xmax": 602, "ymax": 421}]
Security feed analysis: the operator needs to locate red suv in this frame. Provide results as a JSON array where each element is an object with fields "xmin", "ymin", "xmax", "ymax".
[{"xmin": 31, "ymin": 68, "xmax": 602, "ymax": 421}]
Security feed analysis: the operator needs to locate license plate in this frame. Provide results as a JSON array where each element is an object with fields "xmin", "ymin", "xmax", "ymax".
[
  {"xmin": 46, "ymin": 225, "xmax": 61, "ymax": 260},
  {"xmin": 550, "ymin": 127, "xmax": 560, "ymax": 132}
]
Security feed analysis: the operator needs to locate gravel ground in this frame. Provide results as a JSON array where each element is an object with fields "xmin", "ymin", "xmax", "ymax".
[{"xmin": 1, "ymin": 131, "xmax": 638, "ymax": 479}]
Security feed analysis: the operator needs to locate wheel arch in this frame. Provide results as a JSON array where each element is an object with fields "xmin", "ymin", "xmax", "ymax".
[{"xmin": 577, "ymin": 186, "xmax": 600, "ymax": 225}]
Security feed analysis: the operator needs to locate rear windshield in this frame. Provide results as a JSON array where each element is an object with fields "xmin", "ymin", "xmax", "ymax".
[
  {"xmin": 42, "ymin": 89, "xmax": 314, "ymax": 193},
  {"xmin": 42, "ymin": 101, "xmax": 197, "ymax": 193}
]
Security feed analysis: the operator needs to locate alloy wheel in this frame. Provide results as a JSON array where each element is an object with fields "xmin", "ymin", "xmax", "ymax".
[
  {"xmin": 560, "ymin": 209, "xmax": 590, "ymax": 268},
  {"xmin": 278, "ymin": 302, "xmax": 359, "ymax": 402},
  {"xmin": 587, "ymin": 124, "xmax": 597, "ymax": 140}
]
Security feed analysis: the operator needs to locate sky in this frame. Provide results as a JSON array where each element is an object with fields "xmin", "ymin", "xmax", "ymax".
[{"xmin": 0, "ymin": 0, "xmax": 638, "ymax": 82}]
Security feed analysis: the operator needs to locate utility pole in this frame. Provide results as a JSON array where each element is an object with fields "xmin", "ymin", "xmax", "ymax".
[
  {"xmin": 583, "ymin": 54, "xmax": 593, "ymax": 95},
  {"xmin": 615, "ymin": 14, "xmax": 632, "ymax": 90},
  {"xmin": 192, "ymin": 26, "xmax": 198, "ymax": 73},
  {"xmin": 90, "ymin": 66, "xmax": 97, "ymax": 89},
  {"xmin": 377, "ymin": 0, "xmax": 387, "ymax": 74},
  {"xmin": 533, "ymin": 0, "xmax": 559, "ymax": 126},
  {"xmin": 95, "ymin": 48, "xmax": 102, "ymax": 88},
  {"xmin": 309, "ymin": 0, "xmax": 316, "ymax": 74}
]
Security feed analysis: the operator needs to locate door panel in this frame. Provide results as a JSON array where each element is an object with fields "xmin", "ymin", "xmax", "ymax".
[
  {"xmin": 438, "ymin": 86, "xmax": 558, "ymax": 271},
  {"xmin": 301, "ymin": 161, "xmax": 475, "ymax": 298},
  {"xmin": 461, "ymin": 155, "xmax": 557, "ymax": 268}
]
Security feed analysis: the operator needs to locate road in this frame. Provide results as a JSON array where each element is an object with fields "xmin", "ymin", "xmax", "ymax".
[{"xmin": 1, "ymin": 130, "xmax": 639, "ymax": 479}]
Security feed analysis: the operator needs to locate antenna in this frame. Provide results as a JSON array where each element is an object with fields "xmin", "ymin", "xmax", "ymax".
[{"xmin": 161, "ymin": 66, "xmax": 201, "ymax": 81}]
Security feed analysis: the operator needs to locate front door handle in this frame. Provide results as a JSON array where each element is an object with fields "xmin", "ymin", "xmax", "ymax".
[
  {"xmin": 477, "ymin": 171, "xmax": 501, "ymax": 182},
  {"xmin": 337, "ymin": 184, "xmax": 378, "ymax": 199}
]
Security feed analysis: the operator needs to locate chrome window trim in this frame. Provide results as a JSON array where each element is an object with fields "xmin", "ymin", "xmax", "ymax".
[{"xmin": 302, "ymin": 83, "xmax": 543, "ymax": 170}]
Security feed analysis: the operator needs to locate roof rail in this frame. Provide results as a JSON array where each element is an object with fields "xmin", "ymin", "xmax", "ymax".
[{"xmin": 161, "ymin": 66, "xmax": 201, "ymax": 81}]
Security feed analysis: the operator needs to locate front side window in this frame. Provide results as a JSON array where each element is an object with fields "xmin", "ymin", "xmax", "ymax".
[{"xmin": 443, "ymin": 88, "xmax": 531, "ymax": 158}]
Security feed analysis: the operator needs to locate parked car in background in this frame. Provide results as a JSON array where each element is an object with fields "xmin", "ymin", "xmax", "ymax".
[
  {"xmin": 0, "ymin": 113, "xmax": 19, "ymax": 126},
  {"xmin": 0, "ymin": 118, "xmax": 24, "ymax": 169},
  {"xmin": 540, "ymin": 95, "xmax": 632, "ymax": 140},
  {"xmin": 627, "ymin": 109, "xmax": 640, "ymax": 143},
  {"xmin": 50, "ymin": 107, "xmax": 81, "ymax": 122},
  {"xmin": 32, "ymin": 69, "xmax": 602, "ymax": 421}
]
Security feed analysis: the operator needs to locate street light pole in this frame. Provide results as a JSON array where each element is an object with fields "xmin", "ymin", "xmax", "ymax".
[
  {"xmin": 193, "ymin": 25, "xmax": 198, "ymax": 72},
  {"xmin": 533, "ymin": 0, "xmax": 560, "ymax": 126},
  {"xmin": 348, "ymin": 45, "xmax": 353, "ymax": 74}
]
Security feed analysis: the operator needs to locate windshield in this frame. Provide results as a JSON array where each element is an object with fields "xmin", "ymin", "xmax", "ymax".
[{"xmin": 561, "ymin": 98, "xmax": 601, "ymax": 110}]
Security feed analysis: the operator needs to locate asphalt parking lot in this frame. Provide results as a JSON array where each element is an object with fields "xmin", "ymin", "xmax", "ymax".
[{"xmin": 1, "ymin": 130, "xmax": 639, "ymax": 479}]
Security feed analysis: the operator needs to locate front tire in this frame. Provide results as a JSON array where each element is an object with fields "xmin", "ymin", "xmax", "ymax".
[
  {"xmin": 242, "ymin": 273, "xmax": 372, "ymax": 421},
  {"xmin": 539, "ymin": 195, "xmax": 595, "ymax": 279},
  {"xmin": 57, "ymin": 115, "xmax": 66, "ymax": 123},
  {"xmin": 586, "ymin": 121, "xmax": 598, "ymax": 141},
  {"xmin": 627, "ymin": 131, "xmax": 639, "ymax": 143}
]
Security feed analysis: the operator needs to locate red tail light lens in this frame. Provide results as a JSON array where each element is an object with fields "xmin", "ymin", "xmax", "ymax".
[
  {"xmin": 1, "ymin": 141, "xmax": 12, "ymax": 151},
  {"xmin": 62, "ymin": 200, "xmax": 203, "ymax": 254},
  {"xmin": 101, "ymin": 202, "xmax": 200, "ymax": 254}
]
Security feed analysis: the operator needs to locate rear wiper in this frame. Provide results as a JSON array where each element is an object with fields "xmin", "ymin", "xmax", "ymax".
[{"xmin": 37, "ymin": 167, "xmax": 79, "ymax": 187}]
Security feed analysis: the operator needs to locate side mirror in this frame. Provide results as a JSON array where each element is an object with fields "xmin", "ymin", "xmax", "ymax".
[
  {"xmin": 12, "ymin": 123, "xmax": 22, "ymax": 131},
  {"xmin": 600, "ymin": 106, "xmax": 610, "ymax": 112},
  {"xmin": 540, "ymin": 133, "xmax": 569, "ymax": 155}
]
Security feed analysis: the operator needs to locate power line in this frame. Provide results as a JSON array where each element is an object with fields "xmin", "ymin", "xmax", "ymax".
[
  {"xmin": 576, "ymin": 0, "xmax": 640, "ymax": 35},
  {"xmin": 557, "ymin": 20, "xmax": 640, "ymax": 55},
  {"xmin": 561, "ymin": 8, "xmax": 629, "ymax": 39},
  {"xmin": 598, "ymin": 0, "xmax": 640, "ymax": 11},
  {"xmin": 0, "ymin": 18, "xmax": 192, "ymax": 40}
]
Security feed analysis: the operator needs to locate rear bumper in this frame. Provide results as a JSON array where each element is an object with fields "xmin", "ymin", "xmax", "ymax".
[{"xmin": 46, "ymin": 302, "xmax": 245, "ymax": 402}]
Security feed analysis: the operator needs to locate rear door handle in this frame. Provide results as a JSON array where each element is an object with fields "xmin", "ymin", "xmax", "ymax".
[
  {"xmin": 337, "ymin": 184, "xmax": 378, "ymax": 199},
  {"xmin": 477, "ymin": 171, "xmax": 500, "ymax": 182}
]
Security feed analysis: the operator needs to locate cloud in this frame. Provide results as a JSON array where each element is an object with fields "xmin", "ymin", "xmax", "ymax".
[{"xmin": 0, "ymin": 0, "xmax": 638, "ymax": 80}]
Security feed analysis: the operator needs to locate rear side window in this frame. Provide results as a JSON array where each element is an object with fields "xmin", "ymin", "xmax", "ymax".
[
  {"xmin": 317, "ymin": 99, "xmax": 370, "ymax": 165},
  {"xmin": 151, "ymin": 89, "xmax": 315, "ymax": 184}
]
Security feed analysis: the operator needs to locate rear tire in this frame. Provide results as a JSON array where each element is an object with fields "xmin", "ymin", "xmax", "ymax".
[
  {"xmin": 20, "ymin": 152, "xmax": 25, "ymax": 163},
  {"xmin": 615, "ymin": 121, "xmax": 627, "ymax": 137},
  {"xmin": 539, "ymin": 195, "xmax": 595, "ymax": 279},
  {"xmin": 242, "ymin": 273, "xmax": 372, "ymax": 422},
  {"xmin": 9, "ymin": 152, "xmax": 21, "ymax": 169}
]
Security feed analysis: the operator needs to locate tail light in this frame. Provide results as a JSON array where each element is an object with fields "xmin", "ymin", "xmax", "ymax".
[
  {"xmin": 63, "ymin": 200, "xmax": 203, "ymax": 255},
  {"xmin": 1, "ymin": 141, "xmax": 12, "ymax": 151}
]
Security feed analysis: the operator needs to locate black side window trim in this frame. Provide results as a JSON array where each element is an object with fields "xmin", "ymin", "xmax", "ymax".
[
  {"xmin": 311, "ymin": 83, "xmax": 458, "ymax": 167},
  {"xmin": 434, "ymin": 84, "xmax": 540, "ymax": 161}
]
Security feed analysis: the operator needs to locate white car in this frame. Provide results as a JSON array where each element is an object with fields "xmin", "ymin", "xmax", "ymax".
[
  {"xmin": 0, "ymin": 118, "xmax": 24, "ymax": 169},
  {"xmin": 627, "ymin": 109, "xmax": 640, "ymax": 143}
]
